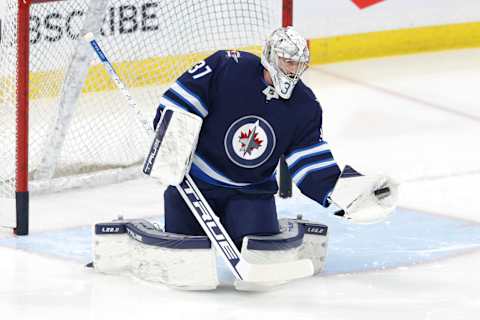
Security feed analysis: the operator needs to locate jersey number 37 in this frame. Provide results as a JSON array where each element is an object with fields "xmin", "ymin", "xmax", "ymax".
[{"xmin": 188, "ymin": 60, "xmax": 212, "ymax": 79}]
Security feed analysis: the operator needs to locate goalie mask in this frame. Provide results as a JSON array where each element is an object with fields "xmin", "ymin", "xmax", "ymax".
[{"xmin": 261, "ymin": 27, "xmax": 309, "ymax": 99}]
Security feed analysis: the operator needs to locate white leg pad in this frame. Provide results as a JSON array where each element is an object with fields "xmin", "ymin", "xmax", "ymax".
[
  {"xmin": 298, "ymin": 224, "xmax": 329, "ymax": 274},
  {"xmin": 93, "ymin": 220, "xmax": 218, "ymax": 291},
  {"xmin": 235, "ymin": 219, "xmax": 328, "ymax": 290},
  {"xmin": 93, "ymin": 223, "xmax": 132, "ymax": 274},
  {"xmin": 130, "ymin": 241, "xmax": 218, "ymax": 291}
]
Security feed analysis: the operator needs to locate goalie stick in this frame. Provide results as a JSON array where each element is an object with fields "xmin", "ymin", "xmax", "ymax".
[{"xmin": 84, "ymin": 33, "xmax": 314, "ymax": 283}]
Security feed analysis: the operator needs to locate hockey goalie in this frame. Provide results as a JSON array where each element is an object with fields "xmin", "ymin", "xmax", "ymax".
[{"xmin": 92, "ymin": 27, "xmax": 398, "ymax": 291}]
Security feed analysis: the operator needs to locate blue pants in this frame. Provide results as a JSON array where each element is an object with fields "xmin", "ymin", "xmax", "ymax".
[{"xmin": 164, "ymin": 180, "xmax": 280, "ymax": 248}]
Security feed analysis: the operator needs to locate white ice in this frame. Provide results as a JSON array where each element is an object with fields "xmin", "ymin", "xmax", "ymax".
[{"xmin": 1, "ymin": 48, "xmax": 480, "ymax": 319}]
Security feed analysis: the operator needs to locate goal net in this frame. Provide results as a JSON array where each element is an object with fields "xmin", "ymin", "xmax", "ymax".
[{"xmin": 0, "ymin": 0, "xmax": 278, "ymax": 233}]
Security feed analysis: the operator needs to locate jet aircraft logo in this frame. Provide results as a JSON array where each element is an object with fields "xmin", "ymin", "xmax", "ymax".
[
  {"xmin": 224, "ymin": 116, "xmax": 276, "ymax": 168},
  {"xmin": 238, "ymin": 121, "xmax": 264, "ymax": 156}
]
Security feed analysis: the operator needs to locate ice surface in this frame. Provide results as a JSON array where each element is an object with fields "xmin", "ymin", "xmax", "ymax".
[{"xmin": 1, "ymin": 49, "xmax": 480, "ymax": 319}]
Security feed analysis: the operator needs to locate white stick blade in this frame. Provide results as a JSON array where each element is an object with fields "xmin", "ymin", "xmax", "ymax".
[{"xmin": 237, "ymin": 258, "xmax": 314, "ymax": 283}]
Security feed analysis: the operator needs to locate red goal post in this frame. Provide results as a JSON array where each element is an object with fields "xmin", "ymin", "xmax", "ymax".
[{"xmin": 9, "ymin": 0, "xmax": 81, "ymax": 235}]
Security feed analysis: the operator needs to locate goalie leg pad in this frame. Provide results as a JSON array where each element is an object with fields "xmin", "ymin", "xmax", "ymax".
[
  {"xmin": 296, "ymin": 221, "xmax": 329, "ymax": 274},
  {"xmin": 93, "ymin": 219, "xmax": 218, "ymax": 291},
  {"xmin": 235, "ymin": 218, "xmax": 328, "ymax": 290},
  {"xmin": 93, "ymin": 222, "xmax": 132, "ymax": 275},
  {"xmin": 143, "ymin": 106, "xmax": 203, "ymax": 185}
]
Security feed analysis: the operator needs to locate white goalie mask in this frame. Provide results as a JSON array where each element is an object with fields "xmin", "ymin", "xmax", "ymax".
[{"xmin": 261, "ymin": 27, "xmax": 309, "ymax": 99}]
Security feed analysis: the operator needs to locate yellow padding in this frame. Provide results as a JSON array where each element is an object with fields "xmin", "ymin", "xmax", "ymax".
[
  {"xmin": 28, "ymin": 45, "xmax": 262, "ymax": 100},
  {"xmin": 310, "ymin": 22, "xmax": 480, "ymax": 65},
  {"xmin": 82, "ymin": 52, "xmax": 208, "ymax": 94}
]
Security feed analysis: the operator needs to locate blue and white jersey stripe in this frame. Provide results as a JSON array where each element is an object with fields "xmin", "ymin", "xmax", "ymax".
[
  {"xmin": 286, "ymin": 141, "xmax": 338, "ymax": 185},
  {"xmin": 291, "ymin": 160, "xmax": 338, "ymax": 185},
  {"xmin": 286, "ymin": 141, "xmax": 330, "ymax": 168},
  {"xmin": 191, "ymin": 154, "xmax": 251, "ymax": 187},
  {"xmin": 158, "ymin": 96, "xmax": 188, "ymax": 112},
  {"xmin": 170, "ymin": 81, "xmax": 208, "ymax": 117}
]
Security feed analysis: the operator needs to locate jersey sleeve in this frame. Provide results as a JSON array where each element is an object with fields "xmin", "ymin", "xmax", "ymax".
[
  {"xmin": 153, "ymin": 51, "xmax": 225, "ymax": 129},
  {"xmin": 285, "ymin": 105, "xmax": 341, "ymax": 207}
]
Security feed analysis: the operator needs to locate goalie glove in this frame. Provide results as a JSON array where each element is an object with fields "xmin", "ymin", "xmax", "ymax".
[{"xmin": 328, "ymin": 165, "xmax": 399, "ymax": 224}]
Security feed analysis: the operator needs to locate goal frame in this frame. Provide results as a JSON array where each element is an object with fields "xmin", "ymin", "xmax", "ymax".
[{"xmin": 11, "ymin": 0, "xmax": 294, "ymax": 236}]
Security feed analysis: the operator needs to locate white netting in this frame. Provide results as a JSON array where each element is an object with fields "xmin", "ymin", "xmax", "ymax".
[
  {"xmin": 0, "ymin": 0, "xmax": 18, "ymax": 199},
  {"xmin": 0, "ymin": 0, "xmax": 277, "ymax": 227}
]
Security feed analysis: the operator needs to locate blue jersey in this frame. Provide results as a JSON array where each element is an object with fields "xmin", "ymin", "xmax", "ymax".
[{"xmin": 154, "ymin": 51, "xmax": 340, "ymax": 206}]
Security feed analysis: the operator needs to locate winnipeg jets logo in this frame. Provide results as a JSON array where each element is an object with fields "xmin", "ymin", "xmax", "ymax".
[
  {"xmin": 239, "ymin": 120, "xmax": 263, "ymax": 156},
  {"xmin": 224, "ymin": 116, "xmax": 276, "ymax": 168}
]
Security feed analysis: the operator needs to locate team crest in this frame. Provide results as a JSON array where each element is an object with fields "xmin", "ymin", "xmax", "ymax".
[{"xmin": 224, "ymin": 116, "xmax": 276, "ymax": 168}]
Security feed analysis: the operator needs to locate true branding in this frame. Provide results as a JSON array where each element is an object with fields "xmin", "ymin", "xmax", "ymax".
[{"xmin": 182, "ymin": 181, "xmax": 239, "ymax": 262}]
